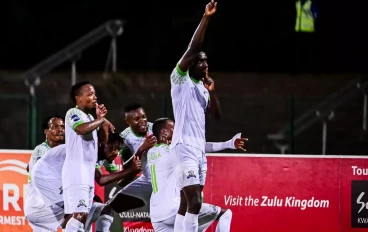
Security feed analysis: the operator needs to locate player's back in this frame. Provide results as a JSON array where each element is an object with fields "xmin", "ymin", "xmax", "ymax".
[
  {"xmin": 63, "ymin": 108, "xmax": 98, "ymax": 187},
  {"xmin": 24, "ymin": 142, "xmax": 51, "ymax": 216},
  {"xmin": 120, "ymin": 122, "xmax": 153, "ymax": 178},
  {"xmin": 34, "ymin": 144, "xmax": 66, "ymax": 180},
  {"xmin": 148, "ymin": 144, "xmax": 180, "ymax": 222},
  {"xmin": 32, "ymin": 144, "xmax": 66, "ymax": 207},
  {"xmin": 170, "ymin": 66, "xmax": 209, "ymax": 152}
]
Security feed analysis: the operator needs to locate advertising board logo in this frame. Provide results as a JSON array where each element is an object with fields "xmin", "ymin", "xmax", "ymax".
[{"xmin": 351, "ymin": 180, "xmax": 368, "ymax": 228}]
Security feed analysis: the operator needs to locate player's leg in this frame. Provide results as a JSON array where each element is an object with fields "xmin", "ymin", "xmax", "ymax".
[
  {"xmin": 152, "ymin": 215, "xmax": 176, "ymax": 232},
  {"xmin": 214, "ymin": 208, "xmax": 232, "ymax": 232},
  {"xmin": 95, "ymin": 205, "xmax": 114, "ymax": 232},
  {"xmin": 107, "ymin": 175, "xmax": 152, "ymax": 213},
  {"xmin": 63, "ymin": 185, "xmax": 91, "ymax": 232},
  {"xmin": 174, "ymin": 190, "xmax": 187, "ymax": 232},
  {"xmin": 172, "ymin": 144, "xmax": 202, "ymax": 232},
  {"xmin": 84, "ymin": 202, "xmax": 105, "ymax": 232},
  {"xmin": 198, "ymin": 203, "xmax": 232, "ymax": 232},
  {"xmin": 25, "ymin": 204, "xmax": 64, "ymax": 232}
]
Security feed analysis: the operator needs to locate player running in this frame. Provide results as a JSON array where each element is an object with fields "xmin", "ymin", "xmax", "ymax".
[
  {"xmin": 107, "ymin": 103, "xmax": 156, "ymax": 214},
  {"xmin": 170, "ymin": 1, "xmax": 220, "ymax": 231},
  {"xmin": 63, "ymin": 81, "xmax": 113, "ymax": 231},
  {"xmin": 148, "ymin": 118, "xmax": 246, "ymax": 231},
  {"xmin": 24, "ymin": 116, "xmax": 65, "ymax": 231},
  {"xmin": 31, "ymin": 133, "xmax": 142, "ymax": 232}
]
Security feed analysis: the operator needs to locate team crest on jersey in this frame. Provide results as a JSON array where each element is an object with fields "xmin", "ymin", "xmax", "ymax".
[
  {"xmin": 187, "ymin": 170, "xmax": 196, "ymax": 179},
  {"xmin": 77, "ymin": 199, "xmax": 87, "ymax": 208},
  {"xmin": 71, "ymin": 114, "xmax": 80, "ymax": 122},
  {"xmin": 59, "ymin": 186, "xmax": 63, "ymax": 195}
]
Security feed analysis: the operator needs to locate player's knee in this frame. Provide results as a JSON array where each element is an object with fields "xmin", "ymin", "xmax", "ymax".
[
  {"xmin": 186, "ymin": 193, "xmax": 202, "ymax": 213},
  {"xmin": 217, "ymin": 209, "xmax": 232, "ymax": 221},
  {"xmin": 72, "ymin": 212, "xmax": 89, "ymax": 223},
  {"xmin": 101, "ymin": 204, "xmax": 112, "ymax": 216}
]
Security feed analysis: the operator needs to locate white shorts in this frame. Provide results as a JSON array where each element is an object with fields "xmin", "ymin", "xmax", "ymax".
[
  {"xmin": 171, "ymin": 144, "xmax": 207, "ymax": 188},
  {"xmin": 63, "ymin": 184, "xmax": 94, "ymax": 214},
  {"xmin": 32, "ymin": 165, "xmax": 63, "ymax": 207},
  {"xmin": 25, "ymin": 204, "xmax": 64, "ymax": 232},
  {"xmin": 118, "ymin": 175, "xmax": 152, "ymax": 205},
  {"xmin": 152, "ymin": 203, "xmax": 220, "ymax": 232}
]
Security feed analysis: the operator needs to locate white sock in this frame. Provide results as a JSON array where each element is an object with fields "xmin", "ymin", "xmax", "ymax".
[
  {"xmin": 215, "ymin": 209, "xmax": 232, "ymax": 232},
  {"xmin": 96, "ymin": 214, "xmax": 113, "ymax": 232},
  {"xmin": 62, "ymin": 230, "xmax": 66, "ymax": 232},
  {"xmin": 65, "ymin": 217, "xmax": 84, "ymax": 232},
  {"xmin": 183, "ymin": 212, "xmax": 198, "ymax": 232},
  {"xmin": 174, "ymin": 214, "xmax": 185, "ymax": 232}
]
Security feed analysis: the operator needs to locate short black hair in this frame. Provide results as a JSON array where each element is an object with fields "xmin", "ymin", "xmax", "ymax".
[
  {"xmin": 70, "ymin": 81, "xmax": 91, "ymax": 105},
  {"xmin": 42, "ymin": 115, "xmax": 64, "ymax": 132},
  {"xmin": 107, "ymin": 132, "xmax": 124, "ymax": 145},
  {"xmin": 124, "ymin": 103, "xmax": 142, "ymax": 113},
  {"xmin": 152, "ymin": 118, "xmax": 171, "ymax": 138}
]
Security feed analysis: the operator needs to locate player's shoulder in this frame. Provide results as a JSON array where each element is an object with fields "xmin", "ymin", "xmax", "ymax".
[
  {"xmin": 66, "ymin": 107, "xmax": 85, "ymax": 119},
  {"xmin": 170, "ymin": 64, "xmax": 189, "ymax": 85},
  {"xmin": 160, "ymin": 144, "xmax": 170, "ymax": 153},
  {"xmin": 32, "ymin": 142, "xmax": 50, "ymax": 159},
  {"xmin": 119, "ymin": 127, "xmax": 132, "ymax": 140}
]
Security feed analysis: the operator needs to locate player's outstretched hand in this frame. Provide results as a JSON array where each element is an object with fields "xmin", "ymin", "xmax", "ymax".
[
  {"xmin": 141, "ymin": 134, "xmax": 157, "ymax": 151},
  {"xmin": 96, "ymin": 103, "xmax": 107, "ymax": 119},
  {"xmin": 234, "ymin": 137, "xmax": 248, "ymax": 152},
  {"xmin": 203, "ymin": 68, "xmax": 215, "ymax": 91},
  {"xmin": 130, "ymin": 156, "xmax": 142, "ymax": 172},
  {"xmin": 204, "ymin": 0, "xmax": 217, "ymax": 16}
]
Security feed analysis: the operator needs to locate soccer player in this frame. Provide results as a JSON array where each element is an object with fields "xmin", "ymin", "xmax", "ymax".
[
  {"xmin": 63, "ymin": 81, "xmax": 113, "ymax": 232},
  {"xmin": 170, "ymin": 0, "xmax": 220, "ymax": 231},
  {"xmin": 24, "ymin": 116, "xmax": 65, "ymax": 231},
  {"xmin": 32, "ymin": 133, "xmax": 142, "ymax": 232},
  {"xmin": 107, "ymin": 103, "xmax": 156, "ymax": 214},
  {"xmin": 148, "ymin": 118, "xmax": 246, "ymax": 231}
]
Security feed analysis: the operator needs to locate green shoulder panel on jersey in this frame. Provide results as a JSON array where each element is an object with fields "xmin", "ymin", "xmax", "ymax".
[
  {"xmin": 31, "ymin": 142, "xmax": 50, "ymax": 164},
  {"xmin": 66, "ymin": 108, "xmax": 85, "ymax": 131},
  {"xmin": 119, "ymin": 127, "xmax": 131, "ymax": 139},
  {"xmin": 171, "ymin": 65, "xmax": 189, "ymax": 85}
]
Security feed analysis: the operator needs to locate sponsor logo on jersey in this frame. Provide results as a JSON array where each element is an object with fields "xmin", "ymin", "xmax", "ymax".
[
  {"xmin": 187, "ymin": 170, "xmax": 196, "ymax": 179},
  {"xmin": 71, "ymin": 114, "xmax": 80, "ymax": 122}
]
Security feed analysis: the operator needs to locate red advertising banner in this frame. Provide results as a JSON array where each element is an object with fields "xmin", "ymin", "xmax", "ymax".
[
  {"xmin": 0, "ymin": 150, "xmax": 32, "ymax": 232},
  {"xmin": 1, "ymin": 150, "xmax": 368, "ymax": 232},
  {"xmin": 204, "ymin": 154, "xmax": 368, "ymax": 232}
]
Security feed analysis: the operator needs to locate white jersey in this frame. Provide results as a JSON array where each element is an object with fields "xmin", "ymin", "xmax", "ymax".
[
  {"xmin": 120, "ymin": 122, "xmax": 153, "ymax": 178},
  {"xmin": 147, "ymin": 144, "xmax": 180, "ymax": 222},
  {"xmin": 24, "ymin": 142, "xmax": 51, "ymax": 216},
  {"xmin": 170, "ymin": 65, "xmax": 209, "ymax": 152},
  {"xmin": 63, "ymin": 107, "xmax": 98, "ymax": 187},
  {"xmin": 32, "ymin": 145, "xmax": 66, "ymax": 206}
]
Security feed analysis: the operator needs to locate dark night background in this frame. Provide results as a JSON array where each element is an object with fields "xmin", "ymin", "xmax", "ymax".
[
  {"xmin": 0, "ymin": 0, "xmax": 367, "ymax": 73},
  {"xmin": 1, "ymin": 0, "xmax": 368, "ymax": 155}
]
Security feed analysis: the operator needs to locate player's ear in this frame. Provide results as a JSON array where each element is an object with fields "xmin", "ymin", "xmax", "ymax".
[{"xmin": 44, "ymin": 129, "xmax": 49, "ymax": 136}]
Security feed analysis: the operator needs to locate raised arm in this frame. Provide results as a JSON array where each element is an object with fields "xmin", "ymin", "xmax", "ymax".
[
  {"xmin": 204, "ymin": 69, "xmax": 221, "ymax": 120},
  {"xmin": 178, "ymin": 0, "xmax": 217, "ymax": 73}
]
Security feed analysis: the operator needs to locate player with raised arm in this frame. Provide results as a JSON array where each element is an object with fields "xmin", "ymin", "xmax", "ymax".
[
  {"xmin": 32, "ymin": 132, "xmax": 142, "ymax": 232},
  {"xmin": 62, "ymin": 81, "xmax": 114, "ymax": 232},
  {"xmin": 170, "ymin": 1, "xmax": 220, "ymax": 231},
  {"xmin": 24, "ymin": 116, "xmax": 65, "ymax": 231},
  {"xmin": 107, "ymin": 103, "xmax": 156, "ymax": 215},
  {"xmin": 148, "ymin": 118, "xmax": 246, "ymax": 231}
]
